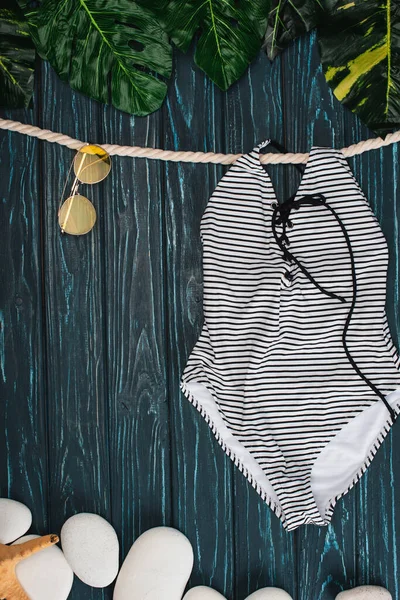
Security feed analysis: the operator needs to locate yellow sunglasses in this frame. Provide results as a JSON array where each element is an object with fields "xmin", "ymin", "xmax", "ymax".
[{"xmin": 58, "ymin": 144, "xmax": 111, "ymax": 235}]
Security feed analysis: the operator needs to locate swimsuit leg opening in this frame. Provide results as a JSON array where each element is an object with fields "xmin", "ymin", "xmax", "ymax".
[{"xmin": 310, "ymin": 388, "xmax": 400, "ymax": 523}]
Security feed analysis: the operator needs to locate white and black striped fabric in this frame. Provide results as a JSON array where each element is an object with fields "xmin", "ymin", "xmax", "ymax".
[{"xmin": 181, "ymin": 141, "xmax": 400, "ymax": 531}]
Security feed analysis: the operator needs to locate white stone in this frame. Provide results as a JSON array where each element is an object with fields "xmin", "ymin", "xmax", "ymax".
[
  {"xmin": 336, "ymin": 586, "xmax": 392, "ymax": 600},
  {"xmin": 0, "ymin": 498, "xmax": 32, "ymax": 544},
  {"xmin": 183, "ymin": 586, "xmax": 227, "ymax": 599},
  {"xmin": 61, "ymin": 513, "xmax": 119, "ymax": 588},
  {"xmin": 113, "ymin": 526, "xmax": 194, "ymax": 600},
  {"xmin": 244, "ymin": 589, "xmax": 293, "ymax": 600},
  {"xmin": 12, "ymin": 534, "xmax": 74, "ymax": 600}
]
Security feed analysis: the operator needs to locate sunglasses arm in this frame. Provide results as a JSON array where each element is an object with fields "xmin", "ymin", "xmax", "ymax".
[{"xmin": 59, "ymin": 177, "xmax": 80, "ymax": 234}]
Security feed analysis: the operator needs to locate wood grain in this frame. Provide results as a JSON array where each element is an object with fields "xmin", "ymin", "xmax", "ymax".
[
  {"xmin": 38, "ymin": 63, "xmax": 111, "ymax": 599},
  {"xmin": 101, "ymin": 102, "xmax": 172, "ymax": 557},
  {"xmin": 0, "ymin": 105, "xmax": 49, "ymax": 533},
  {"xmin": 163, "ymin": 50, "xmax": 234, "ymax": 597}
]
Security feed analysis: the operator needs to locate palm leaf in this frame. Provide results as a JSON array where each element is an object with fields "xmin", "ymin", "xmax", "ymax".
[
  {"xmin": 161, "ymin": 0, "xmax": 269, "ymax": 91},
  {"xmin": 264, "ymin": 0, "xmax": 324, "ymax": 60},
  {"xmin": 23, "ymin": 0, "xmax": 172, "ymax": 116},
  {"xmin": 318, "ymin": 0, "xmax": 400, "ymax": 133},
  {"xmin": 0, "ymin": 4, "xmax": 35, "ymax": 109}
]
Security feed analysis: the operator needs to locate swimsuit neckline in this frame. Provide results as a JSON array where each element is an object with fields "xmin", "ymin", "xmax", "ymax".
[
  {"xmin": 249, "ymin": 141, "xmax": 343, "ymax": 205},
  {"xmin": 256, "ymin": 141, "xmax": 317, "ymax": 205}
]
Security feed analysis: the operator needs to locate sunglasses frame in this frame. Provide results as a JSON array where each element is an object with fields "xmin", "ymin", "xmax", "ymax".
[{"xmin": 58, "ymin": 143, "xmax": 111, "ymax": 236}]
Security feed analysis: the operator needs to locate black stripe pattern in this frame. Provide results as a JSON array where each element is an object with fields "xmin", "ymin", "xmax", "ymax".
[{"xmin": 181, "ymin": 141, "xmax": 400, "ymax": 530}]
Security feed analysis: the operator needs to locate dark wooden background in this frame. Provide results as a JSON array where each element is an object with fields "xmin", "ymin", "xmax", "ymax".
[{"xmin": 1, "ymin": 32, "xmax": 400, "ymax": 600}]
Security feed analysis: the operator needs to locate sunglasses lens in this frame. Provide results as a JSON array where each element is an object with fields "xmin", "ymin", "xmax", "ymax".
[
  {"xmin": 73, "ymin": 144, "xmax": 111, "ymax": 184},
  {"xmin": 58, "ymin": 194, "xmax": 97, "ymax": 235}
]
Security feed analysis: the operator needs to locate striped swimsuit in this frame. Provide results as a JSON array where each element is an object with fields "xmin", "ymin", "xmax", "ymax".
[{"xmin": 181, "ymin": 141, "xmax": 400, "ymax": 531}]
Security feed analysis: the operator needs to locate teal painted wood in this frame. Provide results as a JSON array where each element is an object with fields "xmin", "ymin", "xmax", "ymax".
[
  {"xmin": 0, "ymin": 34, "xmax": 400, "ymax": 600},
  {"xmin": 0, "ymin": 105, "xmax": 49, "ymax": 534},
  {"xmin": 100, "ymin": 103, "xmax": 172, "ymax": 555},
  {"xmin": 38, "ymin": 62, "xmax": 111, "ymax": 599},
  {"xmin": 163, "ymin": 50, "xmax": 235, "ymax": 598}
]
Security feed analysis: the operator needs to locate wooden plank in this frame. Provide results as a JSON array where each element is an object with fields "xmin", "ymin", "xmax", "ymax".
[
  {"xmin": 282, "ymin": 32, "xmax": 358, "ymax": 600},
  {"xmin": 0, "ymin": 106, "xmax": 49, "ymax": 532},
  {"xmin": 38, "ymin": 64, "xmax": 111, "ymax": 600},
  {"xmin": 222, "ymin": 53, "xmax": 297, "ymax": 600},
  {"xmin": 101, "ymin": 106, "xmax": 172, "ymax": 556},
  {"xmin": 352, "ymin": 133, "xmax": 400, "ymax": 599},
  {"xmin": 163, "ymin": 50, "xmax": 235, "ymax": 597}
]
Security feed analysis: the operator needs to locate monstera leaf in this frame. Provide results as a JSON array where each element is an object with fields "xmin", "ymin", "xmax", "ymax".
[
  {"xmin": 161, "ymin": 0, "xmax": 269, "ymax": 90},
  {"xmin": 2, "ymin": 0, "xmax": 399, "ymax": 132},
  {"xmin": 24, "ymin": 0, "xmax": 172, "ymax": 116},
  {"xmin": 318, "ymin": 0, "xmax": 400, "ymax": 133},
  {"xmin": 264, "ymin": 0, "xmax": 324, "ymax": 60},
  {"xmin": 0, "ymin": 5, "xmax": 35, "ymax": 109}
]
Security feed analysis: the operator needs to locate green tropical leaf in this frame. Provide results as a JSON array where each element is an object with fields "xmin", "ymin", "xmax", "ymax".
[
  {"xmin": 0, "ymin": 4, "xmax": 35, "ymax": 109},
  {"xmin": 16, "ymin": 1, "xmax": 46, "ymax": 59},
  {"xmin": 264, "ymin": 0, "xmax": 324, "ymax": 60},
  {"xmin": 318, "ymin": 0, "xmax": 400, "ymax": 133},
  {"xmin": 161, "ymin": 0, "xmax": 269, "ymax": 90},
  {"xmin": 24, "ymin": 0, "xmax": 172, "ymax": 116}
]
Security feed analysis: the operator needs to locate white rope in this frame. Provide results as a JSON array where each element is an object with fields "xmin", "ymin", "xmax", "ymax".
[{"xmin": 1, "ymin": 117, "xmax": 400, "ymax": 164}]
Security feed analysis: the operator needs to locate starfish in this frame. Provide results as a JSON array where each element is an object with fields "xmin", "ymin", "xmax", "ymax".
[{"xmin": 0, "ymin": 534, "xmax": 59, "ymax": 600}]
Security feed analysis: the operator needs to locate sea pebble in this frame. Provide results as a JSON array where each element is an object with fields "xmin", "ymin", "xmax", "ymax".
[
  {"xmin": 244, "ymin": 588, "xmax": 293, "ymax": 600},
  {"xmin": 12, "ymin": 534, "xmax": 74, "ymax": 600},
  {"xmin": 336, "ymin": 586, "xmax": 392, "ymax": 599},
  {"xmin": 183, "ymin": 586, "xmax": 227, "ymax": 599},
  {"xmin": 0, "ymin": 498, "xmax": 32, "ymax": 544},
  {"xmin": 61, "ymin": 513, "xmax": 119, "ymax": 588},
  {"xmin": 113, "ymin": 526, "xmax": 194, "ymax": 600}
]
